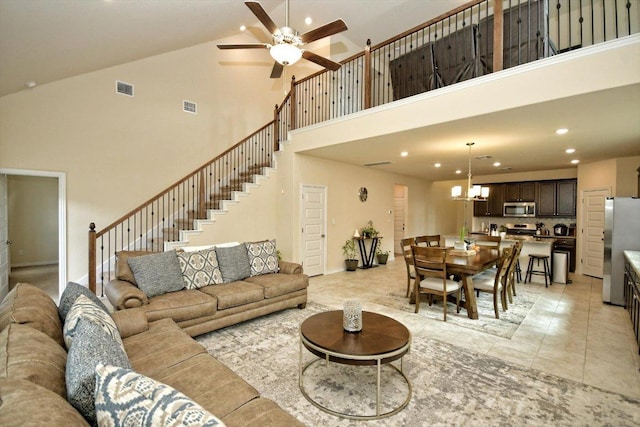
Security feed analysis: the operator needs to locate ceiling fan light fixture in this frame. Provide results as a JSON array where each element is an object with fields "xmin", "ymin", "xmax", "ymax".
[{"xmin": 270, "ymin": 43, "xmax": 302, "ymax": 66}]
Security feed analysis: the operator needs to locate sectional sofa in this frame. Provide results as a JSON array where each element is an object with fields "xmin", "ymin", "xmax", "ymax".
[
  {"xmin": 0, "ymin": 282, "xmax": 305, "ymax": 426},
  {"xmin": 104, "ymin": 241, "xmax": 308, "ymax": 336}
]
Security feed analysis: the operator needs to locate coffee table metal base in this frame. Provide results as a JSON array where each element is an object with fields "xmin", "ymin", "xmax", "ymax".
[{"xmin": 299, "ymin": 336, "xmax": 412, "ymax": 420}]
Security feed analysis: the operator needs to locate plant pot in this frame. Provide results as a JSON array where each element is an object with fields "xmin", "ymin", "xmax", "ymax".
[
  {"xmin": 376, "ymin": 254, "xmax": 388, "ymax": 265},
  {"xmin": 345, "ymin": 259, "xmax": 359, "ymax": 271}
]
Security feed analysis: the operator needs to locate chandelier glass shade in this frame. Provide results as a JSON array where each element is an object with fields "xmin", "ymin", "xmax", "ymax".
[
  {"xmin": 451, "ymin": 142, "xmax": 490, "ymax": 201},
  {"xmin": 270, "ymin": 43, "xmax": 302, "ymax": 66}
]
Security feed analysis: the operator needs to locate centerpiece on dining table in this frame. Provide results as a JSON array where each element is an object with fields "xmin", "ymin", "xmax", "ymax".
[{"xmin": 452, "ymin": 226, "xmax": 478, "ymax": 256}]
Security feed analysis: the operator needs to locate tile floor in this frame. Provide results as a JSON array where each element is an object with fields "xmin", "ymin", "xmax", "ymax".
[{"xmin": 308, "ymin": 258, "xmax": 640, "ymax": 399}]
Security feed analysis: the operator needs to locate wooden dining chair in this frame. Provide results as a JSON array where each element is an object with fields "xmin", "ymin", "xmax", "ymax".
[
  {"xmin": 472, "ymin": 247, "xmax": 513, "ymax": 319},
  {"xmin": 505, "ymin": 241, "xmax": 523, "ymax": 303},
  {"xmin": 415, "ymin": 235, "xmax": 441, "ymax": 247},
  {"xmin": 411, "ymin": 246, "xmax": 462, "ymax": 321},
  {"xmin": 400, "ymin": 237, "xmax": 416, "ymax": 297},
  {"xmin": 474, "ymin": 235, "xmax": 501, "ymax": 248}
]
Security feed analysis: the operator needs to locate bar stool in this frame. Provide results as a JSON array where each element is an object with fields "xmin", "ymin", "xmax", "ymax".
[
  {"xmin": 515, "ymin": 259, "xmax": 522, "ymax": 283},
  {"xmin": 524, "ymin": 254, "xmax": 551, "ymax": 287}
]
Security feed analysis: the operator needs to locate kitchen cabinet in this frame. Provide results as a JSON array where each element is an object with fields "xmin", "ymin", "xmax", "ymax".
[
  {"xmin": 537, "ymin": 179, "xmax": 577, "ymax": 217},
  {"xmin": 624, "ymin": 254, "xmax": 640, "ymax": 354},
  {"xmin": 504, "ymin": 182, "xmax": 536, "ymax": 202},
  {"xmin": 473, "ymin": 184, "xmax": 504, "ymax": 217}
]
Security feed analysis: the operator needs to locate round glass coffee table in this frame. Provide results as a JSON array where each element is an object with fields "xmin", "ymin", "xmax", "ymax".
[{"xmin": 299, "ymin": 310, "xmax": 412, "ymax": 420}]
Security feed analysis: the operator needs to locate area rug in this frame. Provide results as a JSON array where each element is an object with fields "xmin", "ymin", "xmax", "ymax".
[
  {"xmin": 196, "ymin": 303, "xmax": 640, "ymax": 426},
  {"xmin": 372, "ymin": 288, "xmax": 539, "ymax": 339}
]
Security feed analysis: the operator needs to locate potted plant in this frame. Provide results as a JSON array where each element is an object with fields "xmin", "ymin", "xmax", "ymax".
[
  {"xmin": 455, "ymin": 226, "xmax": 468, "ymax": 250},
  {"xmin": 342, "ymin": 239, "xmax": 359, "ymax": 271},
  {"xmin": 376, "ymin": 246, "xmax": 389, "ymax": 265},
  {"xmin": 360, "ymin": 220, "xmax": 379, "ymax": 238},
  {"xmin": 499, "ymin": 225, "xmax": 508, "ymax": 239}
]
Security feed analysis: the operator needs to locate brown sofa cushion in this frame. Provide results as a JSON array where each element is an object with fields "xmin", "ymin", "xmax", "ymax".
[
  {"xmin": 244, "ymin": 273, "xmax": 309, "ymax": 298},
  {"xmin": 199, "ymin": 281, "xmax": 264, "ymax": 310},
  {"xmin": 143, "ymin": 289, "xmax": 217, "ymax": 323},
  {"xmin": 0, "ymin": 282, "xmax": 64, "ymax": 347},
  {"xmin": 0, "ymin": 323, "xmax": 67, "ymax": 398},
  {"xmin": 0, "ymin": 378, "xmax": 90, "ymax": 427},
  {"xmin": 115, "ymin": 250, "xmax": 158, "ymax": 285}
]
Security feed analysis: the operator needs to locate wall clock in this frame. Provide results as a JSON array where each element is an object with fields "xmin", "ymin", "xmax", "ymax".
[{"xmin": 359, "ymin": 187, "xmax": 368, "ymax": 202}]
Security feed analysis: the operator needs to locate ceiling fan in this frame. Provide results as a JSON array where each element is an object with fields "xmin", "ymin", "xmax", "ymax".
[{"xmin": 217, "ymin": 1, "xmax": 348, "ymax": 78}]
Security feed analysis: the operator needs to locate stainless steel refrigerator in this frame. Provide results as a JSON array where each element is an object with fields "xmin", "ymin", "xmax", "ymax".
[{"xmin": 603, "ymin": 197, "xmax": 640, "ymax": 305}]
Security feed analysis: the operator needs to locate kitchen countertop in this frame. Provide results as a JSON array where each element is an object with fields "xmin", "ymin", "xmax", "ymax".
[{"xmin": 624, "ymin": 251, "xmax": 640, "ymax": 277}]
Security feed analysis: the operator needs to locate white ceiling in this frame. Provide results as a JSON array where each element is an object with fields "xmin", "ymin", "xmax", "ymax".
[{"xmin": 1, "ymin": 0, "xmax": 639, "ymax": 182}]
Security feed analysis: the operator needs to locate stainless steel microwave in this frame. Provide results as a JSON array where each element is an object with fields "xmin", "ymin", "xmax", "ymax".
[{"xmin": 503, "ymin": 202, "xmax": 536, "ymax": 217}]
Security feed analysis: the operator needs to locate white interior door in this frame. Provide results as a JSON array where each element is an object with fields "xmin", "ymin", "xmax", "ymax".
[
  {"xmin": 301, "ymin": 185, "xmax": 326, "ymax": 277},
  {"xmin": 0, "ymin": 174, "xmax": 9, "ymax": 300},
  {"xmin": 394, "ymin": 185, "xmax": 407, "ymax": 255},
  {"xmin": 582, "ymin": 188, "xmax": 609, "ymax": 278}
]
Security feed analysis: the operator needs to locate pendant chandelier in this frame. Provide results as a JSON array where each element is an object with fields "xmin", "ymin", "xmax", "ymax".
[{"xmin": 451, "ymin": 142, "xmax": 490, "ymax": 201}]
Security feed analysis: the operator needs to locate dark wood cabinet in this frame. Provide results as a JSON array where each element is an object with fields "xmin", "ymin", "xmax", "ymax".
[
  {"xmin": 624, "ymin": 257, "xmax": 640, "ymax": 354},
  {"xmin": 504, "ymin": 182, "xmax": 536, "ymax": 202},
  {"xmin": 473, "ymin": 184, "xmax": 504, "ymax": 217},
  {"xmin": 536, "ymin": 179, "xmax": 577, "ymax": 217}
]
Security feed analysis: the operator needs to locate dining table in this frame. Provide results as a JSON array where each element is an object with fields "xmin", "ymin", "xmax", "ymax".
[
  {"xmin": 411, "ymin": 247, "xmax": 501, "ymax": 320},
  {"xmin": 445, "ymin": 247, "xmax": 501, "ymax": 319}
]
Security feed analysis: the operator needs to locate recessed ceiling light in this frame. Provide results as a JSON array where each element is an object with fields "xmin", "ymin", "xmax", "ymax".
[
  {"xmin": 493, "ymin": 162, "xmax": 501, "ymax": 167},
  {"xmin": 434, "ymin": 163, "xmax": 441, "ymax": 168},
  {"xmin": 305, "ymin": 17, "xmax": 312, "ymax": 25},
  {"xmin": 455, "ymin": 169, "xmax": 462, "ymax": 174},
  {"xmin": 239, "ymin": 25, "xmax": 247, "ymax": 31},
  {"xmin": 565, "ymin": 148, "xmax": 576, "ymax": 154},
  {"xmin": 556, "ymin": 128, "xmax": 569, "ymax": 135},
  {"xmin": 400, "ymin": 151, "xmax": 408, "ymax": 157},
  {"xmin": 571, "ymin": 159, "xmax": 580, "ymax": 164},
  {"xmin": 24, "ymin": 81, "xmax": 36, "ymax": 88}
]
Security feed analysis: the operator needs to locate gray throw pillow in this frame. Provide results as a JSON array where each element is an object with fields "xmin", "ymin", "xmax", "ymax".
[
  {"xmin": 66, "ymin": 318, "xmax": 131, "ymax": 426},
  {"xmin": 58, "ymin": 281, "xmax": 109, "ymax": 322},
  {"xmin": 127, "ymin": 250, "xmax": 184, "ymax": 298},
  {"xmin": 215, "ymin": 244, "xmax": 251, "ymax": 283}
]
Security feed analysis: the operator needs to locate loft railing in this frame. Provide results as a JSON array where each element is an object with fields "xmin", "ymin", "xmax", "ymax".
[{"xmin": 88, "ymin": 0, "xmax": 637, "ymax": 294}]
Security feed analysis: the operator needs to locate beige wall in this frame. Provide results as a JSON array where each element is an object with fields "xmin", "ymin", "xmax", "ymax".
[
  {"xmin": 616, "ymin": 156, "xmax": 640, "ymax": 197},
  {"xmin": 7, "ymin": 175, "xmax": 58, "ymax": 266},
  {"xmin": 275, "ymin": 144, "xmax": 432, "ymax": 274},
  {"xmin": 0, "ymin": 38, "xmax": 288, "ymax": 282}
]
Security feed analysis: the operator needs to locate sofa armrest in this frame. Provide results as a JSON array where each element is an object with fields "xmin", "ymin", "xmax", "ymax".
[
  {"xmin": 105, "ymin": 279, "xmax": 148, "ymax": 310},
  {"xmin": 278, "ymin": 260, "xmax": 303, "ymax": 275},
  {"xmin": 111, "ymin": 308, "xmax": 149, "ymax": 339}
]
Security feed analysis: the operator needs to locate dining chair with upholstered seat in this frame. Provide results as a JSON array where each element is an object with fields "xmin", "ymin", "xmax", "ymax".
[
  {"xmin": 473, "ymin": 235, "xmax": 501, "ymax": 248},
  {"xmin": 411, "ymin": 245, "xmax": 462, "ymax": 321},
  {"xmin": 472, "ymin": 246, "xmax": 512, "ymax": 319},
  {"xmin": 505, "ymin": 241, "xmax": 523, "ymax": 303},
  {"xmin": 415, "ymin": 235, "xmax": 441, "ymax": 247},
  {"xmin": 400, "ymin": 237, "xmax": 416, "ymax": 297}
]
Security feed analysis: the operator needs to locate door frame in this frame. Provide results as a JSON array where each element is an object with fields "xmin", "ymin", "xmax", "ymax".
[
  {"xmin": 580, "ymin": 186, "xmax": 610, "ymax": 278},
  {"xmin": 0, "ymin": 168, "xmax": 67, "ymax": 299},
  {"xmin": 299, "ymin": 184, "xmax": 327, "ymax": 276}
]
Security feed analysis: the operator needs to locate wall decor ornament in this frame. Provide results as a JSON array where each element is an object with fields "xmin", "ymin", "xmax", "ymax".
[{"xmin": 359, "ymin": 187, "xmax": 368, "ymax": 202}]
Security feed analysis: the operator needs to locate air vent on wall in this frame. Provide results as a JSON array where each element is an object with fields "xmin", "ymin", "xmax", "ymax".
[
  {"xmin": 116, "ymin": 80, "xmax": 134, "ymax": 97},
  {"xmin": 474, "ymin": 155, "xmax": 492, "ymax": 160},
  {"xmin": 183, "ymin": 100, "xmax": 197, "ymax": 114},
  {"xmin": 363, "ymin": 161, "xmax": 392, "ymax": 167}
]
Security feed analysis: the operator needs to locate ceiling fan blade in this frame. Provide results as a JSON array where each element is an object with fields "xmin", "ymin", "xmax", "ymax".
[
  {"xmin": 245, "ymin": 1, "xmax": 279, "ymax": 35},
  {"xmin": 302, "ymin": 51, "xmax": 341, "ymax": 71},
  {"xmin": 300, "ymin": 19, "xmax": 348, "ymax": 44},
  {"xmin": 270, "ymin": 62, "xmax": 284, "ymax": 79},
  {"xmin": 217, "ymin": 43, "xmax": 269, "ymax": 50}
]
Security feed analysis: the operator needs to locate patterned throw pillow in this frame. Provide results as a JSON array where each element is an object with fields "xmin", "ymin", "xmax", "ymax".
[
  {"xmin": 95, "ymin": 364, "xmax": 225, "ymax": 427},
  {"xmin": 177, "ymin": 249, "xmax": 223, "ymax": 289},
  {"xmin": 63, "ymin": 295, "xmax": 123, "ymax": 351},
  {"xmin": 58, "ymin": 281, "xmax": 110, "ymax": 322},
  {"xmin": 215, "ymin": 244, "xmax": 252, "ymax": 283},
  {"xmin": 66, "ymin": 319, "xmax": 131, "ymax": 426},
  {"xmin": 245, "ymin": 239, "xmax": 279, "ymax": 276},
  {"xmin": 127, "ymin": 250, "xmax": 185, "ymax": 298}
]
